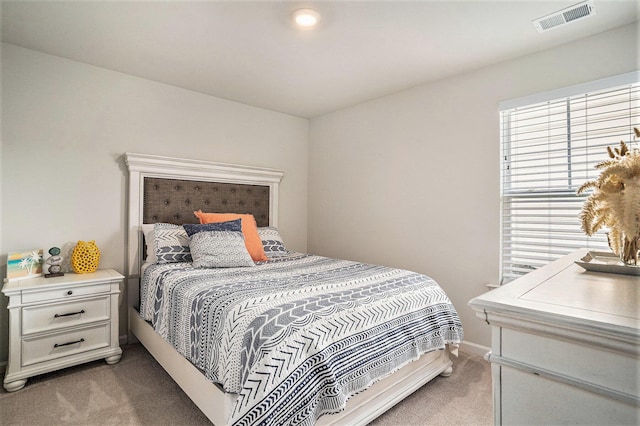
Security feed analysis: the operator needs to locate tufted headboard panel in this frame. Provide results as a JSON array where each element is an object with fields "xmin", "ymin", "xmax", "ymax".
[
  {"xmin": 125, "ymin": 152, "xmax": 283, "ymax": 283},
  {"xmin": 143, "ymin": 177, "xmax": 270, "ymax": 226}
]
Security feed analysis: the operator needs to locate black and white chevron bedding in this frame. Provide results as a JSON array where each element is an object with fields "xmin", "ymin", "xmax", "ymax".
[{"xmin": 140, "ymin": 252, "xmax": 463, "ymax": 425}]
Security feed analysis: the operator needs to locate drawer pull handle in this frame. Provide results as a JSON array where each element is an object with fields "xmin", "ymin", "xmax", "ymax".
[
  {"xmin": 53, "ymin": 338, "xmax": 85, "ymax": 348},
  {"xmin": 66, "ymin": 291, "xmax": 73, "ymax": 296},
  {"xmin": 54, "ymin": 309, "xmax": 85, "ymax": 318}
]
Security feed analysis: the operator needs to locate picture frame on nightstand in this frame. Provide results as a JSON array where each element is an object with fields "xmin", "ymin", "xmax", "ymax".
[{"xmin": 6, "ymin": 249, "xmax": 44, "ymax": 282}]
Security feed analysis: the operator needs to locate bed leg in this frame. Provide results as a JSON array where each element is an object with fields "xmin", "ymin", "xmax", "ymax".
[{"xmin": 440, "ymin": 366, "xmax": 453, "ymax": 377}]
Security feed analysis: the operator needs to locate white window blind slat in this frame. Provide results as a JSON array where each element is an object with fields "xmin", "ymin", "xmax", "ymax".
[{"xmin": 500, "ymin": 77, "xmax": 639, "ymax": 284}]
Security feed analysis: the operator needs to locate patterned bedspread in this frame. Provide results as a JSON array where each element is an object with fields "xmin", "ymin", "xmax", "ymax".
[{"xmin": 140, "ymin": 253, "xmax": 463, "ymax": 425}]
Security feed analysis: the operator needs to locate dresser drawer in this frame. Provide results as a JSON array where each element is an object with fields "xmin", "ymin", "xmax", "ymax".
[
  {"xmin": 501, "ymin": 328, "xmax": 637, "ymax": 397},
  {"xmin": 501, "ymin": 365, "xmax": 638, "ymax": 425},
  {"xmin": 22, "ymin": 323, "xmax": 110, "ymax": 367},
  {"xmin": 22, "ymin": 296, "xmax": 110, "ymax": 335},
  {"xmin": 22, "ymin": 283, "xmax": 111, "ymax": 304}
]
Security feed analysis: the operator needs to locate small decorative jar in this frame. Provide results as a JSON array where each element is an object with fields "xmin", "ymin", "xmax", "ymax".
[{"xmin": 71, "ymin": 240, "xmax": 101, "ymax": 273}]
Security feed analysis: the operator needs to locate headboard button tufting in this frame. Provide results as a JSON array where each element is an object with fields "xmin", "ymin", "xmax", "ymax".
[{"xmin": 142, "ymin": 177, "xmax": 271, "ymax": 228}]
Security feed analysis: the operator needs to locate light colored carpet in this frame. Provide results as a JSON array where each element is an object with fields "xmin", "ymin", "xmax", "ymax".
[
  {"xmin": 370, "ymin": 348, "xmax": 492, "ymax": 425},
  {"xmin": 0, "ymin": 344, "xmax": 492, "ymax": 425}
]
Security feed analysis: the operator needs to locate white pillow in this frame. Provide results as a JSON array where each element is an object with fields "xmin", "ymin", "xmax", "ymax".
[{"xmin": 141, "ymin": 224, "xmax": 158, "ymax": 264}]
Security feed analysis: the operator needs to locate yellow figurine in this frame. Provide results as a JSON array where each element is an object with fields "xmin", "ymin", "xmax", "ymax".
[{"xmin": 71, "ymin": 240, "xmax": 100, "ymax": 273}]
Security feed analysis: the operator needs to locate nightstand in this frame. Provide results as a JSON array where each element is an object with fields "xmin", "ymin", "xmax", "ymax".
[{"xmin": 2, "ymin": 269, "xmax": 123, "ymax": 392}]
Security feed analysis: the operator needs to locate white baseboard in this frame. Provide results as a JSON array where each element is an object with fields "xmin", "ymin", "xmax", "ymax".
[
  {"xmin": 459, "ymin": 341, "xmax": 490, "ymax": 358},
  {"xmin": 119, "ymin": 334, "xmax": 129, "ymax": 346}
]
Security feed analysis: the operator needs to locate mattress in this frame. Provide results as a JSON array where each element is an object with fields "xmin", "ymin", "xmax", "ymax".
[{"xmin": 140, "ymin": 252, "xmax": 463, "ymax": 425}]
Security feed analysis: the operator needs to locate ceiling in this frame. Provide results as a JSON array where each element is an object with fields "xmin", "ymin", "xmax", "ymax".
[{"xmin": 2, "ymin": 1, "xmax": 638, "ymax": 118}]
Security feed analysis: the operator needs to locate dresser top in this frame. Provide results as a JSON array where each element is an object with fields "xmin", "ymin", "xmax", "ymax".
[
  {"xmin": 469, "ymin": 249, "xmax": 639, "ymax": 336},
  {"xmin": 2, "ymin": 269, "xmax": 124, "ymax": 295}
]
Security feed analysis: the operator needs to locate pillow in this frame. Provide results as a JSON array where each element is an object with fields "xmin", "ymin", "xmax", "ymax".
[
  {"xmin": 153, "ymin": 223, "xmax": 192, "ymax": 263},
  {"xmin": 141, "ymin": 224, "xmax": 158, "ymax": 264},
  {"xmin": 183, "ymin": 219, "xmax": 242, "ymax": 237},
  {"xmin": 258, "ymin": 227, "xmax": 289, "ymax": 257},
  {"xmin": 194, "ymin": 211, "xmax": 268, "ymax": 262},
  {"xmin": 189, "ymin": 231, "xmax": 255, "ymax": 268}
]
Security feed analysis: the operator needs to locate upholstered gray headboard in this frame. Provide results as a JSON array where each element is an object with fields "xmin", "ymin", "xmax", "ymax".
[
  {"xmin": 125, "ymin": 152, "xmax": 283, "ymax": 282},
  {"xmin": 143, "ymin": 177, "xmax": 270, "ymax": 227}
]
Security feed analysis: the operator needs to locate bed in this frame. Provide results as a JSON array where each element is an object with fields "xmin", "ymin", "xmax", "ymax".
[{"xmin": 124, "ymin": 152, "xmax": 463, "ymax": 425}]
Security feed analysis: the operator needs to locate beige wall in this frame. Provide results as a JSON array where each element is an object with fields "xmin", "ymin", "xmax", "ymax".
[
  {"xmin": 1, "ymin": 22, "xmax": 638, "ymax": 365},
  {"xmin": 0, "ymin": 44, "xmax": 309, "ymax": 363},
  {"xmin": 308, "ymin": 23, "xmax": 639, "ymax": 348}
]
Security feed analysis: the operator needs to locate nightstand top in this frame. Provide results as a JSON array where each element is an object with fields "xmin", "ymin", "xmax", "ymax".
[{"xmin": 2, "ymin": 269, "xmax": 124, "ymax": 295}]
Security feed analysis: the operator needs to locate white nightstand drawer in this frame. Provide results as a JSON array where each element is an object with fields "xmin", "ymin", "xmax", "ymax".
[
  {"xmin": 22, "ymin": 296, "xmax": 110, "ymax": 335},
  {"xmin": 22, "ymin": 323, "xmax": 110, "ymax": 367},
  {"xmin": 22, "ymin": 283, "xmax": 111, "ymax": 304}
]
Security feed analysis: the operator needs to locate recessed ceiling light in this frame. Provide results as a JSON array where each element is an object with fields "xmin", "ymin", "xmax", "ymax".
[{"xmin": 292, "ymin": 8, "xmax": 321, "ymax": 28}]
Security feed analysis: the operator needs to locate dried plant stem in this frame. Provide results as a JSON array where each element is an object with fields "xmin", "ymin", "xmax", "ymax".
[{"xmin": 622, "ymin": 235, "xmax": 639, "ymax": 265}]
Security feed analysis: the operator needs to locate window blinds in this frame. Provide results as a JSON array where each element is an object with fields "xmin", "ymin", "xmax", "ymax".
[{"xmin": 500, "ymin": 78, "xmax": 639, "ymax": 283}]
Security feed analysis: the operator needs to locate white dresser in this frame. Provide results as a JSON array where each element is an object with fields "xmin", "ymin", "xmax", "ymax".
[
  {"xmin": 469, "ymin": 249, "xmax": 639, "ymax": 425},
  {"xmin": 2, "ymin": 269, "xmax": 123, "ymax": 391}
]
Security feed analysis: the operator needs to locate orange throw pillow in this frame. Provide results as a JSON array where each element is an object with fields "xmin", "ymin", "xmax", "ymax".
[{"xmin": 194, "ymin": 211, "xmax": 268, "ymax": 262}]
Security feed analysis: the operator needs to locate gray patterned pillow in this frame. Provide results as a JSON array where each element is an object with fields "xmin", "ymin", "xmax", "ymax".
[
  {"xmin": 189, "ymin": 231, "xmax": 255, "ymax": 268},
  {"xmin": 153, "ymin": 223, "xmax": 192, "ymax": 263},
  {"xmin": 258, "ymin": 227, "xmax": 289, "ymax": 257}
]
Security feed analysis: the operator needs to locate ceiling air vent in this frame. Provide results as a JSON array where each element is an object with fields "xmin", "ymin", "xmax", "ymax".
[{"xmin": 533, "ymin": 0, "xmax": 596, "ymax": 33}]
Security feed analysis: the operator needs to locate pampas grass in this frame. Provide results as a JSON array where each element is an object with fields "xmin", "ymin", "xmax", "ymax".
[{"xmin": 577, "ymin": 128, "xmax": 640, "ymax": 265}]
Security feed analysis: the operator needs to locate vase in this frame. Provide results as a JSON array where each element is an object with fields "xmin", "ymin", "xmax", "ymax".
[{"xmin": 71, "ymin": 240, "xmax": 101, "ymax": 273}]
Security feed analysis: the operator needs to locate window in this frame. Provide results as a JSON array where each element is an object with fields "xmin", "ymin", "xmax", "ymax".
[{"xmin": 500, "ymin": 73, "xmax": 639, "ymax": 283}]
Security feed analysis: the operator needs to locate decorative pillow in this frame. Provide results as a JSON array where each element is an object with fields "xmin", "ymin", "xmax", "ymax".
[
  {"xmin": 153, "ymin": 223, "xmax": 192, "ymax": 263},
  {"xmin": 194, "ymin": 211, "xmax": 268, "ymax": 262},
  {"xmin": 189, "ymin": 231, "xmax": 255, "ymax": 268},
  {"xmin": 258, "ymin": 227, "xmax": 289, "ymax": 257},
  {"xmin": 183, "ymin": 219, "xmax": 242, "ymax": 237},
  {"xmin": 141, "ymin": 224, "xmax": 158, "ymax": 264}
]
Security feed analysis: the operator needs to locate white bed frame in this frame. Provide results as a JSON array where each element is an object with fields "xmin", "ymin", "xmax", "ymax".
[{"xmin": 124, "ymin": 152, "xmax": 454, "ymax": 425}]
